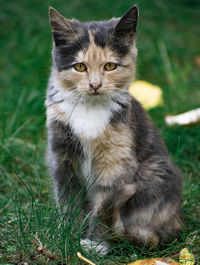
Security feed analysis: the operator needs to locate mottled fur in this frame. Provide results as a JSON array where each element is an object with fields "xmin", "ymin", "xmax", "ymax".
[{"xmin": 46, "ymin": 6, "xmax": 182, "ymax": 254}]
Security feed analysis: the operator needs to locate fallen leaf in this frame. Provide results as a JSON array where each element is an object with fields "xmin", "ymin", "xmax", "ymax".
[
  {"xmin": 179, "ymin": 248, "xmax": 195, "ymax": 265},
  {"xmin": 194, "ymin": 55, "xmax": 200, "ymax": 67},
  {"xmin": 129, "ymin": 80, "xmax": 163, "ymax": 110},
  {"xmin": 127, "ymin": 257, "xmax": 180, "ymax": 265}
]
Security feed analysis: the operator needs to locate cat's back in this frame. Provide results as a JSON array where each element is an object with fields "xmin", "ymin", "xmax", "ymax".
[{"xmin": 129, "ymin": 97, "xmax": 169, "ymax": 162}]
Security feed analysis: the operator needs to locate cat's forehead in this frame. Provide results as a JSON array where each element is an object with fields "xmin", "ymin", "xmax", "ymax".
[
  {"xmin": 76, "ymin": 31, "xmax": 117, "ymax": 65},
  {"xmin": 82, "ymin": 18, "xmax": 119, "ymax": 47}
]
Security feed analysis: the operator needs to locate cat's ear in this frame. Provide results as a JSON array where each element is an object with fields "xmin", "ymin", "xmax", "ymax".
[
  {"xmin": 49, "ymin": 7, "xmax": 78, "ymax": 46},
  {"xmin": 114, "ymin": 5, "xmax": 138, "ymax": 38}
]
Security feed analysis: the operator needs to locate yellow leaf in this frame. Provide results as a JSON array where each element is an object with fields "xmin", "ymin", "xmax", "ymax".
[
  {"xmin": 179, "ymin": 248, "xmax": 195, "ymax": 265},
  {"xmin": 129, "ymin": 80, "xmax": 163, "ymax": 110}
]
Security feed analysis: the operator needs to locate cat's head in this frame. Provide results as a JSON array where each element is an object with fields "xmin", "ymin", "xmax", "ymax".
[{"xmin": 49, "ymin": 6, "xmax": 138, "ymax": 104}]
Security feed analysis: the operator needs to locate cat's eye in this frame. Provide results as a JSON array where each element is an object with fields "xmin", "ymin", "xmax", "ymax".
[
  {"xmin": 104, "ymin": 62, "xmax": 117, "ymax": 71},
  {"xmin": 74, "ymin": 63, "xmax": 87, "ymax": 72}
]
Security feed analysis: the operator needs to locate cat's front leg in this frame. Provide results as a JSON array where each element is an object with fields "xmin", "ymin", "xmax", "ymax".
[
  {"xmin": 47, "ymin": 119, "xmax": 86, "ymax": 213},
  {"xmin": 81, "ymin": 184, "xmax": 137, "ymax": 255},
  {"xmin": 48, "ymin": 148, "xmax": 86, "ymax": 212},
  {"xmin": 81, "ymin": 188, "xmax": 110, "ymax": 255}
]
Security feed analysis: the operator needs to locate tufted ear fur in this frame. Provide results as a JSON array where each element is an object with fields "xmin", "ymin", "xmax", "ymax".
[
  {"xmin": 49, "ymin": 7, "xmax": 80, "ymax": 46},
  {"xmin": 114, "ymin": 5, "xmax": 138, "ymax": 38}
]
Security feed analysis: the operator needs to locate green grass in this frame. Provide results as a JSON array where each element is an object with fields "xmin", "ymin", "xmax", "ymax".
[{"xmin": 0, "ymin": 0, "xmax": 200, "ymax": 264}]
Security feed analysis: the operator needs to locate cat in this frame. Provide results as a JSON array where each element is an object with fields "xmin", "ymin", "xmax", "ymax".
[{"xmin": 46, "ymin": 5, "xmax": 182, "ymax": 255}]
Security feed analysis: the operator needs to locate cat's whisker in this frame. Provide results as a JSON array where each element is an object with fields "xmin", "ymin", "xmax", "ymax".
[
  {"xmin": 109, "ymin": 82, "xmax": 131, "ymax": 86},
  {"xmin": 59, "ymin": 89, "xmax": 81, "ymax": 104},
  {"xmin": 70, "ymin": 93, "xmax": 81, "ymax": 104},
  {"xmin": 64, "ymin": 86, "xmax": 79, "ymax": 91},
  {"xmin": 104, "ymin": 84, "xmax": 130, "ymax": 90},
  {"xmin": 105, "ymin": 87, "xmax": 129, "ymax": 92},
  {"xmin": 110, "ymin": 91, "xmax": 129, "ymax": 103}
]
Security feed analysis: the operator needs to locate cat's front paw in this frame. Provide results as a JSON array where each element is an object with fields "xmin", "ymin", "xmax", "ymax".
[{"xmin": 80, "ymin": 238, "xmax": 109, "ymax": 256}]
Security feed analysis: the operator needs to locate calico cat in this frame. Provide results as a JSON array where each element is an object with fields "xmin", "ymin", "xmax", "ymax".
[{"xmin": 46, "ymin": 5, "xmax": 182, "ymax": 255}]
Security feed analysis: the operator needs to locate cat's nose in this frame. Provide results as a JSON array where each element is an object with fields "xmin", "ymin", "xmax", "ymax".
[{"xmin": 89, "ymin": 82, "xmax": 102, "ymax": 91}]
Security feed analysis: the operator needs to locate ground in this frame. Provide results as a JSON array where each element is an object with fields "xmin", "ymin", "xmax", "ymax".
[{"xmin": 0, "ymin": 0, "xmax": 200, "ymax": 264}]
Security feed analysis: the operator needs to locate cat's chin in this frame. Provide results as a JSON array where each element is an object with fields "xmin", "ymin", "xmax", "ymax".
[
  {"xmin": 82, "ymin": 93, "xmax": 112, "ymax": 106},
  {"xmin": 90, "ymin": 92, "xmax": 102, "ymax": 96}
]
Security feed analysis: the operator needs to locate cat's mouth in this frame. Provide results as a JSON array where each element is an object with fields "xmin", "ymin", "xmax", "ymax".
[{"xmin": 90, "ymin": 91, "xmax": 102, "ymax": 96}]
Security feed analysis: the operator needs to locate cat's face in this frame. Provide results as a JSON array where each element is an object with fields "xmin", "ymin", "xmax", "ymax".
[{"xmin": 49, "ymin": 6, "xmax": 138, "ymax": 104}]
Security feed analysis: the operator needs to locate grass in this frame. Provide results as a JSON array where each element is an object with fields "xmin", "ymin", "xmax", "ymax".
[{"xmin": 0, "ymin": 0, "xmax": 200, "ymax": 264}]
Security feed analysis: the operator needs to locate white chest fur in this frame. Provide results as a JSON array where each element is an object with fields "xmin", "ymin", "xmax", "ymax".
[{"xmin": 58, "ymin": 98, "xmax": 121, "ymax": 139}]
